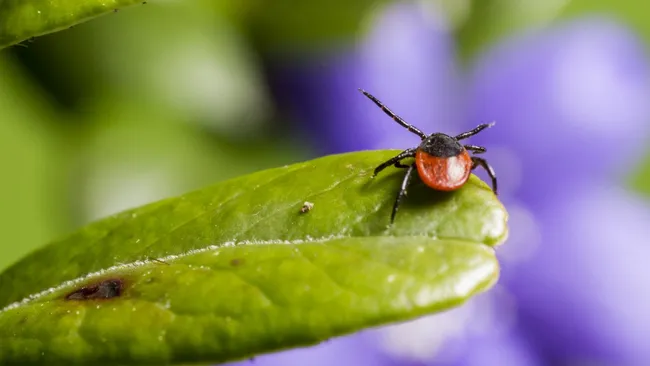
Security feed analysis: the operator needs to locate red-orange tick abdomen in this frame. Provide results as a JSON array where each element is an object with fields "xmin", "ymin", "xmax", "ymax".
[{"xmin": 415, "ymin": 149, "xmax": 472, "ymax": 191}]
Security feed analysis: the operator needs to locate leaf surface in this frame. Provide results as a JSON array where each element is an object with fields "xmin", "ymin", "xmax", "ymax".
[{"xmin": 0, "ymin": 150, "xmax": 508, "ymax": 365}]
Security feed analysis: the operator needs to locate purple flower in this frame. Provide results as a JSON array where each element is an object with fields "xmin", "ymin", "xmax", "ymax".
[
  {"xmin": 467, "ymin": 16, "xmax": 650, "ymax": 199},
  {"xmin": 234, "ymin": 3, "xmax": 650, "ymax": 366},
  {"xmin": 268, "ymin": 2, "xmax": 465, "ymax": 154},
  {"xmin": 502, "ymin": 184, "xmax": 650, "ymax": 364},
  {"xmin": 467, "ymin": 17, "xmax": 650, "ymax": 363}
]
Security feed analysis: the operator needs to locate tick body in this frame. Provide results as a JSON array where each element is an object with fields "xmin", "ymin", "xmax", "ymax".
[
  {"xmin": 415, "ymin": 134, "xmax": 472, "ymax": 191},
  {"xmin": 359, "ymin": 88, "xmax": 497, "ymax": 223}
]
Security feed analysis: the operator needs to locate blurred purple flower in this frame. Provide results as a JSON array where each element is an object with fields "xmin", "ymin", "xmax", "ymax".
[
  {"xmin": 234, "ymin": 2, "xmax": 650, "ymax": 366},
  {"xmin": 503, "ymin": 184, "xmax": 650, "ymax": 365},
  {"xmin": 467, "ymin": 15, "xmax": 650, "ymax": 365},
  {"xmin": 268, "ymin": 2, "xmax": 464, "ymax": 154},
  {"xmin": 467, "ymin": 17, "xmax": 650, "ymax": 199}
]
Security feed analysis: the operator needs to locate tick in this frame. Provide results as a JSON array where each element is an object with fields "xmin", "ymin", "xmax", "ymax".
[{"xmin": 359, "ymin": 88, "xmax": 497, "ymax": 223}]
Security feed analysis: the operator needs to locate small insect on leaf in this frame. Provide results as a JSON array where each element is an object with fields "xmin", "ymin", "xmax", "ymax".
[{"xmin": 300, "ymin": 201, "xmax": 314, "ymax": 214}]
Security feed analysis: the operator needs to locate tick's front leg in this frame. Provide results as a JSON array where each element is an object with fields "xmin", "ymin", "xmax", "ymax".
[
  {"xmin": 373, "ymin": 148, "xmax": 416, "ymax": 177},
  {"xmin": 471, "ymin": 156, "xmax": 497, "ymax": 195},
  {"xmin": 391, "ymin": 163, "xmax": 417, "ymax": 224}
]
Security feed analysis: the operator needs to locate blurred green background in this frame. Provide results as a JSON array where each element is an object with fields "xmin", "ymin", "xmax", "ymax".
[{"xmin": 2, "ymin": 0, "xmax": 650, "ymax": 272}]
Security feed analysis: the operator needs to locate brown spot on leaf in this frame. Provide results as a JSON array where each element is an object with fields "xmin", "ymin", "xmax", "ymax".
[
  {"xmin": 65, "ymin": 278, "xmax": 124, "ymax": 301},
  {"xmin": 230, "ymin": 258, "xmax": 245, "ymax": 267}
]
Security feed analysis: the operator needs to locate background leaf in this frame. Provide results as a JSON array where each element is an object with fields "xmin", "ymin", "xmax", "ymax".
[
  {"xmin": 0, "ymin": 150, "xmax": 508, "ymax": 365},
  {"xmin": 232, "ymin": 0, "xmax": 393, "ymax": 55},
  {"xmin": 0, "ymin": 0, "xmax": 145, "ymax": 49},
  {"xmin": 0, "ymin": 56, "xmax": 68, "ymax": 271}
]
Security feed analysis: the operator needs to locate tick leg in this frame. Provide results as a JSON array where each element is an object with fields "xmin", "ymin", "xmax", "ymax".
[
  {"xmin": 394, "ymin": 162, "xmax": 411, "ymax": 168},
  {"xmin": 391, "ymin": 163, "xmax": 417, "ymax": 224},
  {"xmin": 358, "ymin": 89, "xmax": 427, "ymax": 140},
  {"xmin": 373, "ymin": 148, "xmax": 416, "ymax": 177},
  {"xmin": 471, "ymin": 157, "xmax": 498, "ymax": 195},
  {"xmin": 464, "ymin": 145, "xmax": 486, "ymax": 154},
  {"xmin": 455, "ymin": 122, "xmax": 495, "ymax": 140}
]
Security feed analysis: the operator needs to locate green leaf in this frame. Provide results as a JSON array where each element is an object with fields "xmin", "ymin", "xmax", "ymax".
[
  {"xmin": 233, "ymin": 0, "xmax": 393, "ymax": 55},
  {"xmin": 559, "ymin": 0, "xmax": 650, "ymax": 48},
  {"xmin": 453, "ymin": 0, "xmax": 573, "ymax": 62},
  {"xmin": 0, "ymin": 56, "xmax": 69, "ymax": 272},
  {"xmin": 0, "ymin": 0, "xmax": 145, "ymax": 49},
  {"xmin": 0, "ymin": 150, "xmax": 508, "ymax": 365}
]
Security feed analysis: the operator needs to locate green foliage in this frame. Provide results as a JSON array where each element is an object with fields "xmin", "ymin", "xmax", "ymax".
[
  {"xmin": 234, "ymin": 0, "xmax": 392, "ymax": 55},
  {"xmin": 0, "ymin": 150, "xmax": 508, "ymax": 365},
  {"xmin": 0, "ymin": 58, "xmax": 68, "ymax": 271},
  {"xmin": 561, "ymin": 0, "xmax": 650, "ymax": 43},
  {"xmin": 0, "ymin": 0, "xmax": 145, "ymax": 49},
  {"xmin": 454, "ymin": 0, "xmax": 650, "ymax": 63},
  {"xmin": 0, "ymin": 0, "xmax": 393, "ymax": 52}
]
